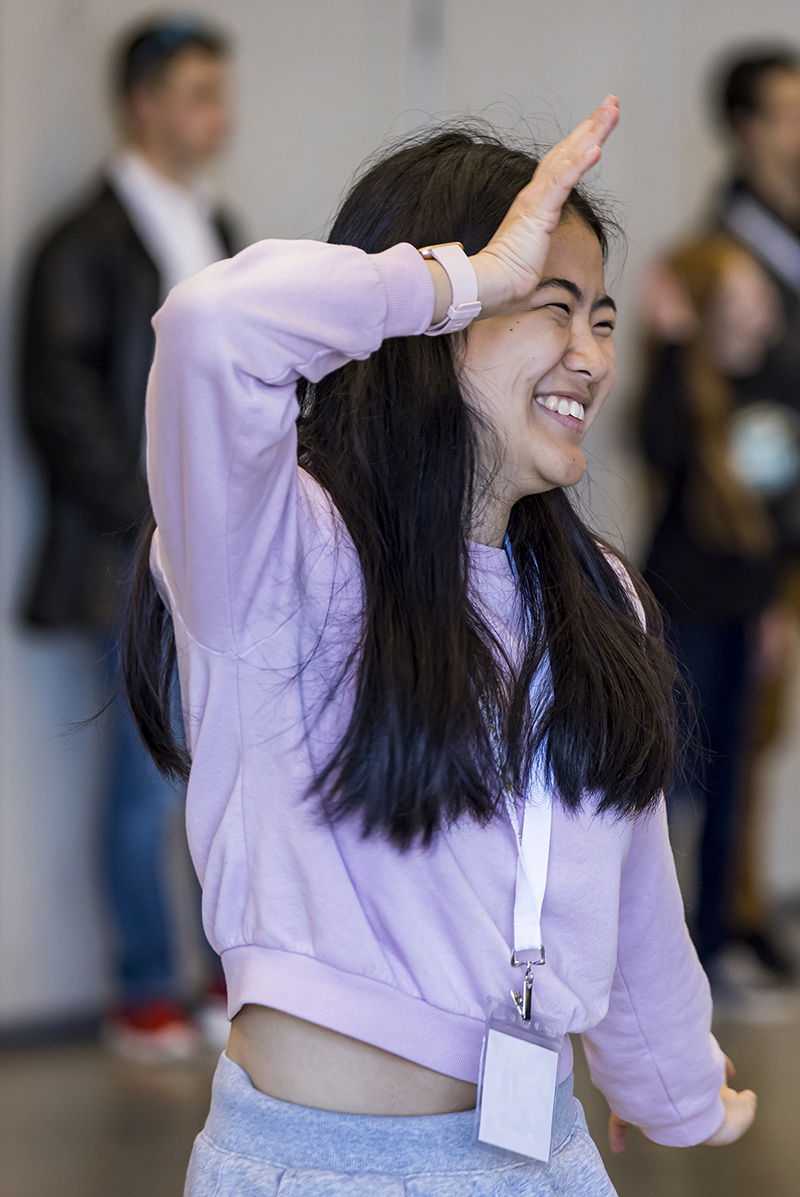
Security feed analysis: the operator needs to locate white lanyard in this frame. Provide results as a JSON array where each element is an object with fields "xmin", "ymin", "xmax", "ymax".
[
  {"xmin": 505, "ymin": 773, "xmax": 551, "ymax": 967},
  {"xmin": 501, "ymin": 535, "xmax": 553, "ymax": 1021},
  {"xmin": 476, "ymin": 540, "xmax": 560, "ymax": 1166}
]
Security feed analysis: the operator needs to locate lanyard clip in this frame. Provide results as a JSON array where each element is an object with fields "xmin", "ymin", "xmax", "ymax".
[
  {"xmin": 510, "ymin": 948, "xmax": 545, "ymax": 1023},
  {"xmin": 511, "ymin": 948, "xmax": 546, "ymax": 968},
  {"xmin": 511, "ymin": 968, "xmax": 533, "ymax": 1021}
]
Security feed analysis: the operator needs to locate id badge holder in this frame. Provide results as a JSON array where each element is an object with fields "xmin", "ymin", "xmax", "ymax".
[{"xmin": 475, "ymin": 998, "xmax": 564, "ymax": 1164}]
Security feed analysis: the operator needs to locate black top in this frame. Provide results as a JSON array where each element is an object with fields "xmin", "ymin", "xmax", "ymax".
[
  {"xmin": 641, "ymin": 183, "xmax": 800, "ymax": 625},
  {"xmin": 641, "ymin": 345, "xmax": 781, "ymax": 623},
  {"xmin": 20, "ymin": 179, "xmax": 239, "ymax": 631}
]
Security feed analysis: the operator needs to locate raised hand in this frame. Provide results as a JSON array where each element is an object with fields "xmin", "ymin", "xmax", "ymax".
[{"xmin": 472, "ymin": 95, "xmax": 619, "ymax": 318}]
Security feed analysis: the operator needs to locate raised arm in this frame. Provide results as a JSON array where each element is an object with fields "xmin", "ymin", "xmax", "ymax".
[
  {"xmin": 146, "ymin": 239, "xmax": 435, "ymax": 651},
  {"xmin": 147, "ymin": 95, "xmax": 620, "ymax": 652}
]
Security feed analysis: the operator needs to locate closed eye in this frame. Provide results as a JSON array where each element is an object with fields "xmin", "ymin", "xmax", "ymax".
[{"xmin": 546, "ymin": 302, "xmax": 572, "ymax": 315}]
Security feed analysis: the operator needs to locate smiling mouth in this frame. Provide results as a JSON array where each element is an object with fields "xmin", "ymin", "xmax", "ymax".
[{"xmin": 534, "ymin": 394, "xmax": 585, "ymax": 422}]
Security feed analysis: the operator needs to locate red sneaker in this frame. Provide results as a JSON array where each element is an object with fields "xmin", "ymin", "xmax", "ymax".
[{"xmin": 105, "ymin": 999, "xmax": 200, "ymax": 1063}]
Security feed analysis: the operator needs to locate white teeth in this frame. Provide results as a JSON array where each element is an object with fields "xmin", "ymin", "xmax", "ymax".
[{"xmin": 534, "ymin": 394, "xmax": 585, "ymax": 421}]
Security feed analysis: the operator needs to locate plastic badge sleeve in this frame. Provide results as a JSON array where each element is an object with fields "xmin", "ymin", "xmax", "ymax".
[{"xmin": 475, "ymin": 1000, "xmax": 564, "ymax": 1164}]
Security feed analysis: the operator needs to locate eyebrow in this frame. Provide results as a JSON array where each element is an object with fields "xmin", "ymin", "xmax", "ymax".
[{"xmin": 535, "ymin": 276, "xmax": 617, "ymax": 315}]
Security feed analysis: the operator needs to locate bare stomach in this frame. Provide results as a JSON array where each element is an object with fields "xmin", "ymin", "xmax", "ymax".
[{"xmin": 227, "ymin": 1005, "xmax": 478, "ymax": 1116}]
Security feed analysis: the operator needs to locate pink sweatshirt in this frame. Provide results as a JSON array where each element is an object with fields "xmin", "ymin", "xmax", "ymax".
[{"xmin": 146, "ymin": 238, "xmax": 726, "ymax": 1147}]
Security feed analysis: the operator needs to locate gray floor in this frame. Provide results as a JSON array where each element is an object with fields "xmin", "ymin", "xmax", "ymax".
[
  {"xmin": 2, "ymin": 1000, "xmax": 800, "ymax": 1197},
  {"xmin": 0, "ymin": 1042, "xmax": 213, "ymax": 1197}
]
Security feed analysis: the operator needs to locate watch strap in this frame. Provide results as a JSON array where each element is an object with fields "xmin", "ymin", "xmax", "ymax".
[{"xmin": 419, "ymin": 242, "xmax": 482, "ymax": 335}]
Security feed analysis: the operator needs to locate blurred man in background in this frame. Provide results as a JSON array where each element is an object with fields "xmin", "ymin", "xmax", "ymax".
[
  {"xmin": 640, "ymin": 47, "xmax": 800, "ymax": 1005},
  {"xmin": 21, "ymin": 16, "xmax": 238, "ymax": 1060}
]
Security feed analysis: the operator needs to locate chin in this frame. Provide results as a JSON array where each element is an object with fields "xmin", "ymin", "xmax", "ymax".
[{"xmin": 539, "ymin": 452, "xmax": 586, "ymax": 492}]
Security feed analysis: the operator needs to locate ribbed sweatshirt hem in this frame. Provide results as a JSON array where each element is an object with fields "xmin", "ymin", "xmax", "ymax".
[
  {"xmin": 223, "ymin": 945, "xmax": 488, "ymax": 1084},
  {"xmin": 222, "ymin": 944, "xmax": 575, "ymax": 1087}
]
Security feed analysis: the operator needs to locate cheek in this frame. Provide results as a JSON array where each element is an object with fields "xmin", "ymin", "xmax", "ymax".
[
  {"xmin": 467, "ymin": 317, "xmax": 569, "ymax": 376},
  {"xmin": 517, "ymin": 332, "xmax": 573, "ymax": 400},
  {"xmin": 604, "ymin": 344, "xmax": 617, "ymax": 389},
  {"xmin": 592, "ymin": 338, "xmax": 616, "ymax": 392}
]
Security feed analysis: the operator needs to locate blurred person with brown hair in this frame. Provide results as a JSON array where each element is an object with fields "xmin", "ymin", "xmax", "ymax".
[
  {"xmin": 640, "ymin": 46, "xmax": 800, "ymax": 997},
  {"xmin": 20, "ymin": 15, "xmax": 239, "ymax": 1059}
]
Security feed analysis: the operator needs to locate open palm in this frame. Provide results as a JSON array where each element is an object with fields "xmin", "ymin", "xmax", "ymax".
[{"xmin": 473, "ymin": 95, "xmax": 620, "ymax": 318}]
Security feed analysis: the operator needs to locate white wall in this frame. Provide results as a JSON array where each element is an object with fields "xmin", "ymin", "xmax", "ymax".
[
  {"xmin": 0, "ymin": 0, "xmax": 413, "ymax": 1027},
  {"xmin": 2, "ymin": 0, "xmax": 800, "ymax": 1025}
]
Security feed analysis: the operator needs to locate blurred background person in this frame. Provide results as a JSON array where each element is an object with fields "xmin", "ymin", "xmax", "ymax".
[
  {"xmin": 639, "ymin": 45, "xmax": 800, "ymax": 1000},
  {"xmin": 640, "ymin": 236, "xmax": 785, "ymax": 990},
  {"xmin": 19, "ymin": 15, "xmax": 239, "ymax": 1061},
  {"xmin": 716, "ymin": 47, "xmax": 800, "ymax": 985}
]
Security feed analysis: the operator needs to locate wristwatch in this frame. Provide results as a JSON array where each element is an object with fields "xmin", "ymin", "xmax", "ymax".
[{"xmin": 419, "ymin": 242, "xmax": 482, "ymax": 335}]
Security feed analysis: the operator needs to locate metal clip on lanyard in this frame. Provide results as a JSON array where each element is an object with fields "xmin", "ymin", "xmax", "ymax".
[{"xmin": 501, "ymin": 534, "xmax": 553, "ymax": 1023}]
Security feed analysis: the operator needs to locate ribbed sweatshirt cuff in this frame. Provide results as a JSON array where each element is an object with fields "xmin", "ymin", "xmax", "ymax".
[
  {"xmin": 370, "ymin": 242, "xmax": 436, "ymax": 339},
  {"xmin": 642, "ymin": 1093, "xmax": 726, "ymax": 1148}
]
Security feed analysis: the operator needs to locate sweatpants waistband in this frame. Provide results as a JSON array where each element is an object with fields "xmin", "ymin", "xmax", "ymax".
[{"xmin": 203, "ymin": 1051, "xmax": 576, "ymax": 1175}]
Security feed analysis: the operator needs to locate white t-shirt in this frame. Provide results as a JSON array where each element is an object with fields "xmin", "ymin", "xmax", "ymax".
[{"xmin": 109, "ymin": 148, "xmax": 227, "ymax": 297}]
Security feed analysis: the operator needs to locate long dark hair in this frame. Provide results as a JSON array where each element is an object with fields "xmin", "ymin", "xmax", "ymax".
[{"xmin": 124, "ymin": 125, "xmax": 679, "ymax": 847}]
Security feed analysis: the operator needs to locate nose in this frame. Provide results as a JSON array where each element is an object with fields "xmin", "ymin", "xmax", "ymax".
[{"xmin": 563, "ymin": 321, "xmax": 609, "ymax": 382}]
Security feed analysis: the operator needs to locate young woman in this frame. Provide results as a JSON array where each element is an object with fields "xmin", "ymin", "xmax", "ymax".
[{"xmin": 126, "ymin": 97, "xmax": 756, "ymax": 1195}]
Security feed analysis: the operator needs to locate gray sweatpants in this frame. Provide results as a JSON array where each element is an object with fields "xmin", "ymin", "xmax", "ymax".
[{"xmin": 184, "ymin": 1052, "xmax": 618, "ymax": 1195}]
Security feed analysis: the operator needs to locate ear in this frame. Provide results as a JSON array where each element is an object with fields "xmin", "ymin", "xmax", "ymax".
[{"xmin": 124, "ymin": 82, "xmax": 159, "ymax": 131}]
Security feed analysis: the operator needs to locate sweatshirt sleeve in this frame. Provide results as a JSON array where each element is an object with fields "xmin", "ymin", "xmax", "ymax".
[
  {"xmin": 581, "ymin": 801, "xmax": 726, "ymax": 1147},
  {"xmin": 145, "ymin": 239, "xmax": 435, "ymax": 651}
]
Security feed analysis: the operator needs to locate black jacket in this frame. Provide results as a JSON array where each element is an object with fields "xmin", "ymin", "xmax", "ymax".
[
  {"xmin": 21, "ymin": 179, "xmax": 237, "ymax": 630},
  {"xmin": 641, "ymin": 184, "xmax": 800, "ymax": 624},
  {"xmin": 641, "ymin": 345, "xmax": 781, "ymax": 624}
]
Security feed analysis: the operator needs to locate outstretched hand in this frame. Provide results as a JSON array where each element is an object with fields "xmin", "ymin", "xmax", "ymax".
[
  {"xmin": 608, "ymin": 1057, "xmax": 757, "ymax": 1154},
  {"xmin": 472, "ymin": 95, "xmax": 619, "ymax": 319}
]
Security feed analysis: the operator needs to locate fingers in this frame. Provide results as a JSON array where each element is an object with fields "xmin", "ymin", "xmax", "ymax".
[
  {"xmin": 564, "ymin": 95, "xmax": 620, "ymax": 160},
  {"xmin": 703, "ymin": 1086, "xmax": 758, "ymax": 1146},
  {"xmin": 725, "ymin": 1055, "xmax": 736, "ymax": 1083},
  {"xmin": 520, "ymin": 95, "xmax": 620, "ymax": 218},
  {"xmin": 608, "ymin": 1111, "xmax": 629, "ymax": 1154},
  {"xmin": 553, "ymin": 95, "xmax": 620, "ymax": 173},
  {"xmin": 593, "ymin": 94, "xmax": 620, "ymax": 146},
  {"xmin": 469, "ymin": 94, "xmax": 620, "ymax": 315}
]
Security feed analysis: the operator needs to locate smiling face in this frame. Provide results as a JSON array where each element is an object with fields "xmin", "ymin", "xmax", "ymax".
[{"xmin": 462, "ymin": 214, "xmax": 616, "ymax": 542}]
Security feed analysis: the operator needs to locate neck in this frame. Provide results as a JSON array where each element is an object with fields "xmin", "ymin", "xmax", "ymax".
[
  {"xmin": 468, "ymin": 496, "xmax": 512, "ymax": 548},
  {"xmin": 127, "ymin": 138, "xmax": 196, "ymax": 187},
  {"xmin": 742, "ymin": 164, "xmax": 800, "ymax": 227}
]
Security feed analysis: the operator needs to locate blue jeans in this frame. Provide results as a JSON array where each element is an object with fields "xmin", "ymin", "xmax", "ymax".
[{"xmin": 101, "ymin": 638, "xmax": 186, "ymax": 1003}]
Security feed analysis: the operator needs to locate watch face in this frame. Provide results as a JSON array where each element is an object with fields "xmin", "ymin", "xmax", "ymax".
[{"xmin": 728, "ymin": 401, "xmax": 800, "ymax": 496}]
